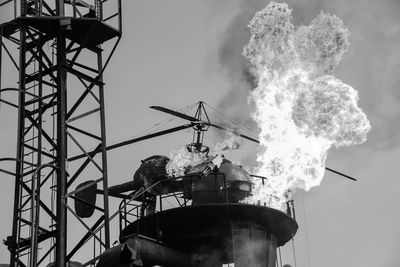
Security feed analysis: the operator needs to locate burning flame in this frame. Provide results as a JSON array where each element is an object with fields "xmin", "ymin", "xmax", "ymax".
[
  {"xmin": 166, "ymin": 147, "xmax": 207, "ymax": 177},
  {"xmin": 166, "ymin": 130, "xmax": 242, "ymax": 177},
  {"xmin": 242, "ymin": 2, "xmax": 371, "ymax": 210}
]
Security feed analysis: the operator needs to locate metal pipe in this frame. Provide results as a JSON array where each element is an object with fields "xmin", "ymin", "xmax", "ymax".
[
  {"xmin": 0, "ymin": 33, "xmax": 2, "ymax": 96},
  {"xmin": 0, "ymin": 0, "xmax": 13, "ymax": 7},
  {"xmin": 291, "ymin": 200, "xmax": 296, "ymax": 221},
  {"xmin": 97, "ymin": 235, "xmax": 192, "ymax": 267},
  {"xmin": 128, "ymin": 236, "xmax": 192, "ymax": 267},
  {"xmin": 30, "ymin": 164, "xmax": 58, "ymax": 267},
  {"xmin": 108, "ymin": 180, "xmax": 142, "ymax": 195},
  {"xmin": 118, "ymin": 0, "xmax": 122, "ymax": 33},
  {"xmin": 55, "ymin": 2, "xmax": 68, "ymax": 264},
  {"xmin": 72, "ymin": 0, "xmax": 76, "ymax": 18},
  {"xmin": 31, "ymin": 29, "xmax": 45, "ymax": 266}
]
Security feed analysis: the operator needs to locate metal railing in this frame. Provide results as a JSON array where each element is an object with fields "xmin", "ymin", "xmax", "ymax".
[
  {"xmin": 118, "ymin": 173, "xmax": 232, "ymax": 232},
  {"xmin": 117, "ymin": 174, "xmax": 296, "ymax": 233},
  {"xmin": 0, "ymin": 0, "xmax": 122, "ymax": 33}
]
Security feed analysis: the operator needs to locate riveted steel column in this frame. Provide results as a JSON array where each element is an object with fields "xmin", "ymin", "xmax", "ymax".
[
  {"xmin": 55, "ymin": 1, "xmax": 68, "ymax": 266},
  {"xmin": 97, "ymin": 48, "xmax": 111, "ymax": 249}
]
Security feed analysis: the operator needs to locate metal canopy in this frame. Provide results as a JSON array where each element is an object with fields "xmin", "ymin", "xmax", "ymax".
[{"xmin": 0, "ymin": 17, "xmax": 120, "ymax": 48}]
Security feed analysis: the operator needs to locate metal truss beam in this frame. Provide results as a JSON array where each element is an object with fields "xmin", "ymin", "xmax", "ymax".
[{"xmin": 1, "ymin": 1, "xmax": 122, "ymax": 266}]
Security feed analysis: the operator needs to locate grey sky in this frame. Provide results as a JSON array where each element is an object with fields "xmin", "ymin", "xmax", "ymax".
[{"xmin": 0, "ymin": 1, "xmax": 399, "ymax": 266}]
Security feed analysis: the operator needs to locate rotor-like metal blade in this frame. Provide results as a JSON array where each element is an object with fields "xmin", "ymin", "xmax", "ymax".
[
  {"xmin": 106, "ymin": 124, "xmax": 193, "ymax": 151},
  {"xmin": 69, "ymin": 124, "xmax": 193, "ymax": 162},
  {"xmin": 150, "ymin": 106, "xmax": 200, "ymax": 122},
  {"xmin": 209, "ymin": 123, "xmax": 260, "ymax": 144},
  {"xmin": 326, "ymin": 167, "xmax": 357, "ymax": 181},
  {"xmin": 251, "ymin": 168, "xmax": 357, "ymax": 182},
  {"xmin": 210, "ymin": 124, "xmax": 357, "ymax": 182}
]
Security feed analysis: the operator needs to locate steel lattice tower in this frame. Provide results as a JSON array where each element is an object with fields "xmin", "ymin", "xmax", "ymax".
[{"xmin": 0, "ymin": 1, "xmax": 121, "ymax": 266}]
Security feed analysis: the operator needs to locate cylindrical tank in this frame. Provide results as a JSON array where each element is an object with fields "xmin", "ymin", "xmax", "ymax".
[
  {"xmin": 99, "ymin": 156, "xmax": 297, "ymax": 267},
  {"xmin": 120, "ymin": 204, "xmax": 297, "ymax": 267},
  {"xmin": 97, "ymin": 236, "xmax": 191, "ymax": 267}
]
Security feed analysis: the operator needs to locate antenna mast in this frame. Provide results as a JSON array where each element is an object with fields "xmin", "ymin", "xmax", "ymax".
[{"xmin": 0, "ymin": 1, "xmax": 122, "ymax": 265}]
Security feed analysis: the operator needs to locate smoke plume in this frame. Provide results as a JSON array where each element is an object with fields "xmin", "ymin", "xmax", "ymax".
[{"xmin": 215, "ymin": 4, "xmax": 258, "ymax": 131}]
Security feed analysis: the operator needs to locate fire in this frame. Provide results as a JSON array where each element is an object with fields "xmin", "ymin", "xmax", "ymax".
[
  {"xmin": 242, "ymin": 2, "xmax": 371, "ymax": 210},
  {"xmin": 166, "ymin": 147, "xmax": 207, "ymax": 177},
  {"xmin": 166, "ymin": 130, "xmax": 242, "ymax": 177}
]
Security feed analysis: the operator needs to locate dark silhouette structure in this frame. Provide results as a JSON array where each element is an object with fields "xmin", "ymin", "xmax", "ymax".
[{"xmin": 0, "ymin": 1, "xmax": 121, "ymax": 265}]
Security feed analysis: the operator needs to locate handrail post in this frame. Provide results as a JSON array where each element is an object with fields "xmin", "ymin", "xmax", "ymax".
[
  {"xmin": 183, "ymin": 176, "xmax": 187, "ymax": 206},
  {"xmin": 223, "ymin": 174, "xmax": 228, "ymax": 203},
  {"xmin": 159, "ymin": 194, "xmax": 162, "ymax": 212}
]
